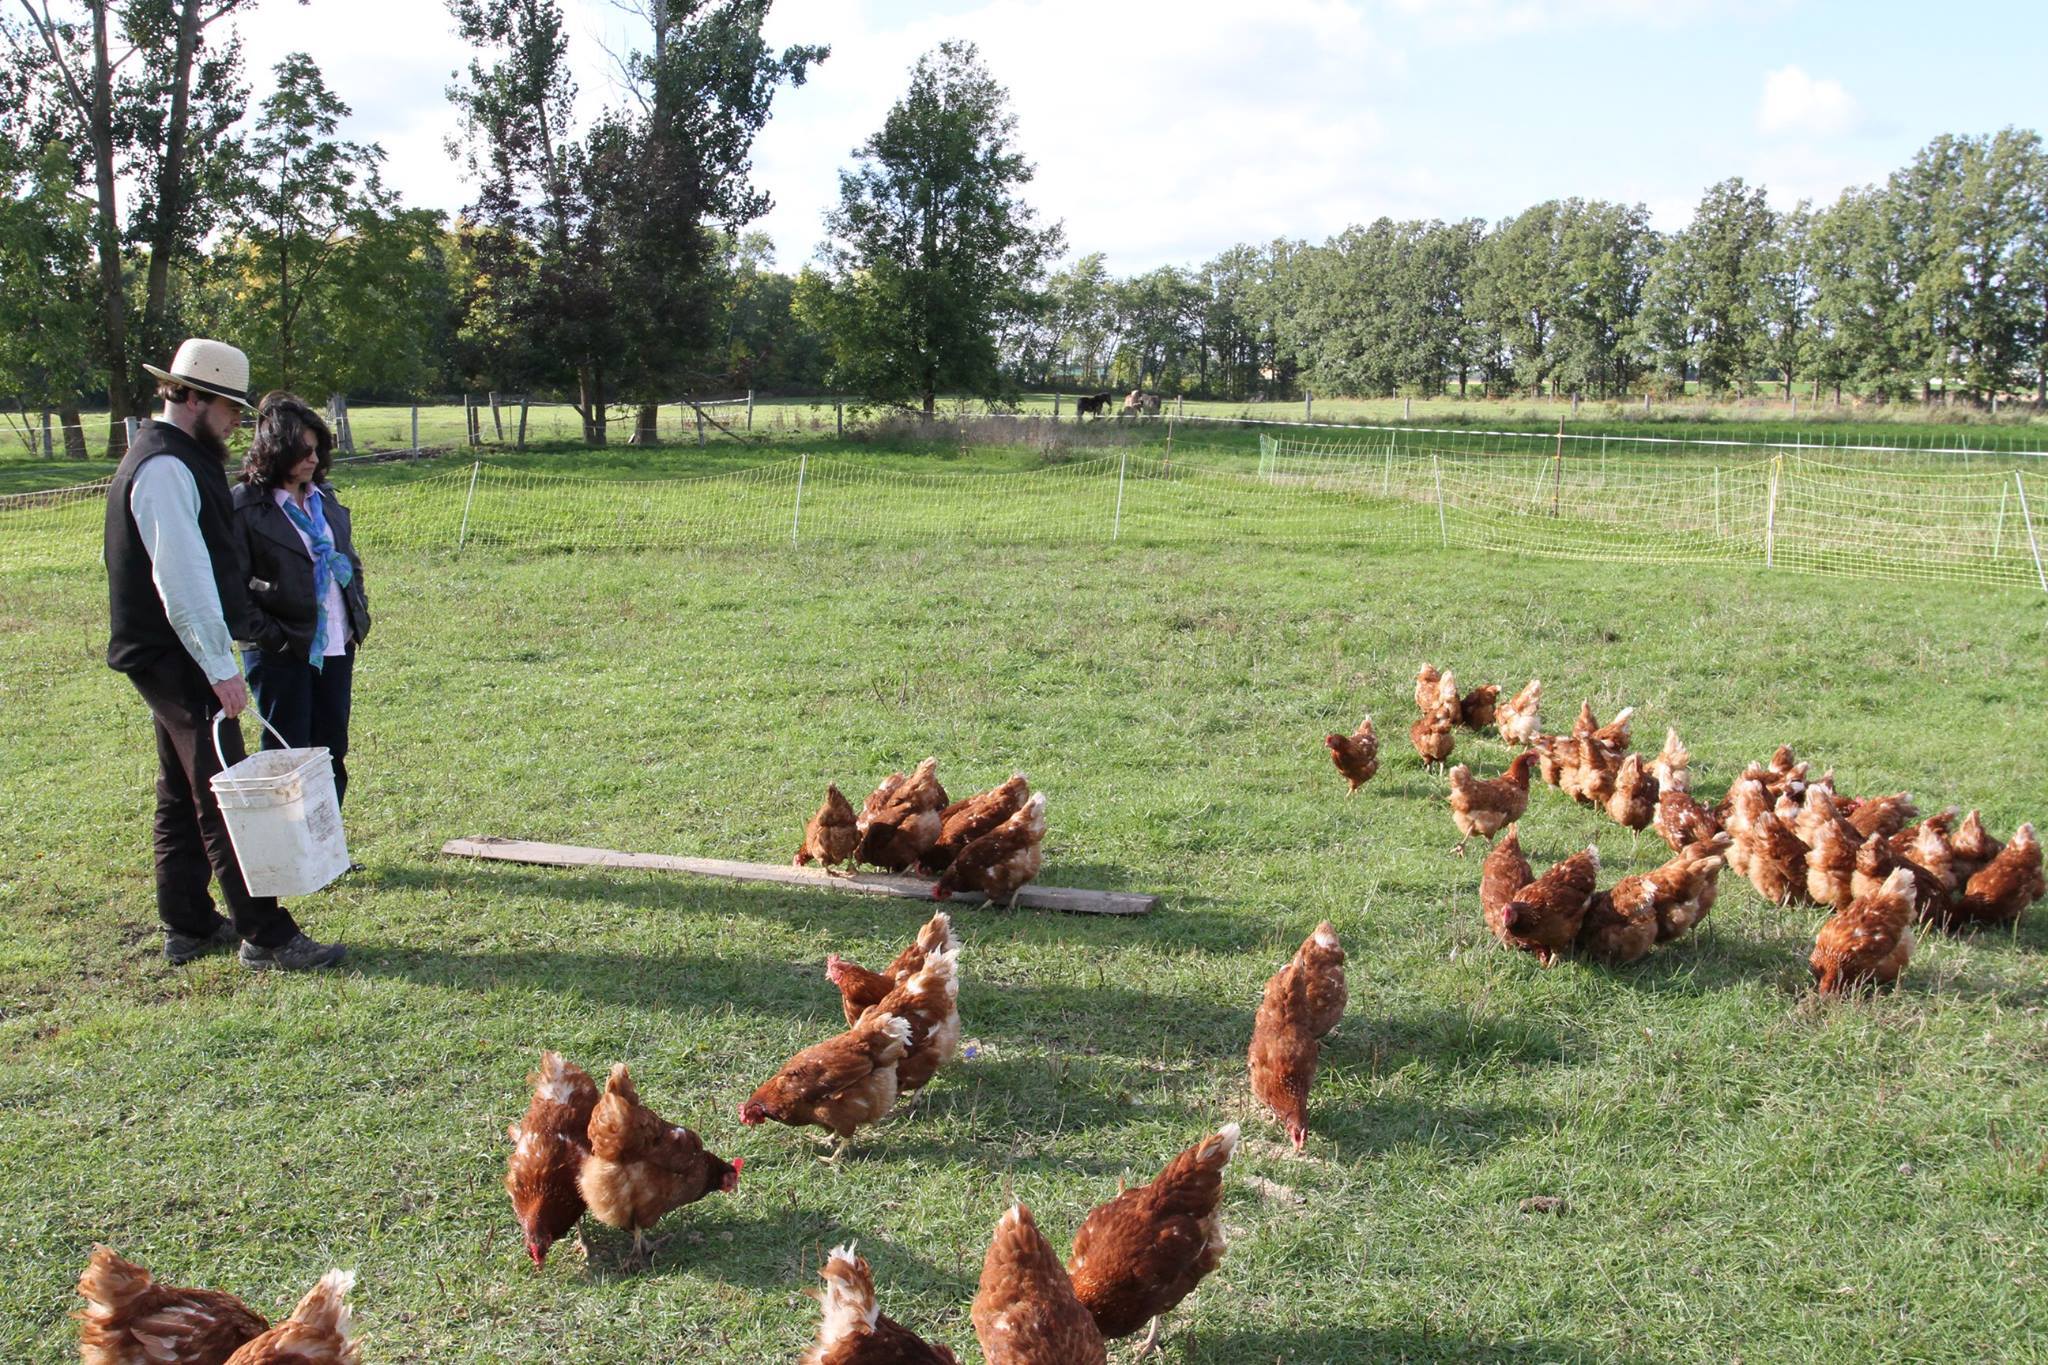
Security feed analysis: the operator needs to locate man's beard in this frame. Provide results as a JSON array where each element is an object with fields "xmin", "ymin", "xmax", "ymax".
[{"xmin": 192, "ymin": 420, "xmax": 231, "ymax": 465}]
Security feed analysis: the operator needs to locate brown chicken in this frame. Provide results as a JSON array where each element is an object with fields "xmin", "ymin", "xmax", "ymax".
[
  {"xmin": 796, "ymin": 784, "xmax": 861, "ymax": 870},
  {"xmin": 740, "ymin": 1010, "xmax": 913, "ymax": 1157},
  {"xmin": 1801, "ymin": 790, "xmax": 1865, "ymax": 910},
  {"xmin": 578, "ymin": 1065, "xmax": 741, "ymax": 1261},
  {"xmin": 1459, "ymin": 683, "xmax": 1501, "ymax": 732},
  {"xmin": 1325, "ymin": 717, "xmax": 1379, "ymax": 794},
  {"xmin": 1067, "ymin": 1123, "xmax": 1239, "ymax": 1355},
  {"xmin": 1574, "ymin": 702, "xmax": 1635, "ymax": 754},
  {"xmin": 1620, "ymin": 835, "xmax": 1731, "ymax": 947},
  {"xmin": 856, "ymin": 758, "xmax": 949, "ymax": 871},
  {"xmin": 972, "ymin": 1204, "xmax": 1107, "ymax": 1365},
  {"xmin": 1852, "ymin": 833, "xmax": 1944, "ymax": 911},
  {"xmin": 927, "ymin": 775, "xmax": 1030, "ymax": 870},
  {"xmin": 1445, "ymin": 753, "xmax": 1537, "ymax": 854},
  {"xmin": 1530, "ymin": 733, "xmax": 1579, "ymax": 790},
  {"xmin": 219, "ymin": 1272, "xmax": 358, "ymax": 1365},
  {"xmin": 1496, "ymin": 677, "xmax": 1542, "ymax": 747},
  {"xmin": 1413, "ymin": 662, "xmax": 1444, "ymax": 714},
  {"xmin": 1655, "ymin": 782, "xmax": 1720, "ymax": 853},
  {"xmin": 801, "ymin": 1244, "xmax": 959, "ymax": 1365},
  {"xmin": 1562, "ymin": 739, "xmax": 1624, "ymax": 809},
  {"xmin": 77, "ymin": 1246, "xmax": 268, "ymax": 1365},
  {"xmin": 1605, "ymin": 753, "xmax": 1658, "ymax": 831},
  {"xmin": 1949, "ymin": 810, "xmax": 2005, "ymax": 885},
  {"xmin": 863, "ymin": 945, "xmax": 961, "ymax": 1098},
  {"xmin": 1479, "ymin": 825, "xmax": 1534, "ymax": 938},
  {"xmin": 1649, "ymin": 727, "xmax": 1691, "ymax": 793},
  {"xmin": 1495, "ymin": 846, "xmax": 1600, "ymax": 966},
  {"xmin": 1247, "ymin": 923, "xmax": 1346, "ymax": 1150},
  {"xmin": 1811, "ymin": 867, "xmax": 1918, "ymax": 994},
  {"xmin": 1885, "ymin": 808, "xmax": 1956, "ymax": 862},
  {"xmin": 933, "ymin": 792, "xmax": 1047, "ymax": 905},
  {"xmin": 505, "ymin": 1049, "xmax": 601, "ymax": 1268},
  {"xmin": 1901, "ymin": 821, "xmax": 1960, "ymax": 921},
  {"xmin": 1951, "ymin": 823, "xmax": 2044, "ymax": 927},
  {"xmin": 1845, "ymin": 791, "xmax": 1918, "ymax": 842},
  {"xmin": 826, "ymin": 912, "xmax": 957, "ymax": 1026},
  {"xmin": 1410, "ymin": 704, "xmax": 1457, "ymax": 770},
  {"xmin": 1733, "ymin": 788, "xmax": 1809, "ymax": 905},
  {"xmin": 1576, "ymin": 889, "xmax": 1656, "ymax": 964}
]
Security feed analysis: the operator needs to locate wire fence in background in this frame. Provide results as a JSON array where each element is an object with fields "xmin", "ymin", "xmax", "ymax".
[{"xmin": 5, "ymin": 437, "xmax": 2043, "ymax": 593}]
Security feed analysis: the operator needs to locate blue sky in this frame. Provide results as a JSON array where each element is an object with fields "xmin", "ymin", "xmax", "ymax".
[{"xmin": 237, "ymin": 0, "xmax": 2048, "ymax": 276}]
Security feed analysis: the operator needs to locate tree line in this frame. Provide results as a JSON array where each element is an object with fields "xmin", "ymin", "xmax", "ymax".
[{"xmin": 3, "ymin": 2, "xmax": 2045, "ymax": 457}]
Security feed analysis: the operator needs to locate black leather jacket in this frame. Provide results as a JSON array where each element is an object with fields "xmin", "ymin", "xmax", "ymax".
[{"xmin": 231, "ymin": 480, "xmax": 371, "ymax": 661}]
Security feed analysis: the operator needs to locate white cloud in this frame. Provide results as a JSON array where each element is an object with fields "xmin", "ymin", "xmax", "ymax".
[{"xmin": 1755, "ymin": 65, "xmax": 1860, "ymax": 137}]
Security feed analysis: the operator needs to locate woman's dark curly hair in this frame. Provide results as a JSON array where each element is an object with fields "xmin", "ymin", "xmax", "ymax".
[{"xmin": 242, "ymin": 391, "xmax": 333, "ymax": 490}]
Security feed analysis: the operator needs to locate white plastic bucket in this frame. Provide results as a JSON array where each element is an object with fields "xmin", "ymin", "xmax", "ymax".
[{"xmin": 209, "ymin": 710, "xmax": 351, "ymax": 898}]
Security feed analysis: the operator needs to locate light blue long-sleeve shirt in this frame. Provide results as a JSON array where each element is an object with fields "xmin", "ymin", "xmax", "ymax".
[{"xmin": 128, "ymin": 456, "xmax": 240, "ymax": 683}]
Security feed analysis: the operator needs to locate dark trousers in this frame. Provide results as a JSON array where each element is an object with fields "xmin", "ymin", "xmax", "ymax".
[
  {"xmin": 245, "ymin": 643, "xmax": 354, "ymax": 806},
  {"xmin": 125, "ymin": 655, "xmax": 300, "ymax": 949}
]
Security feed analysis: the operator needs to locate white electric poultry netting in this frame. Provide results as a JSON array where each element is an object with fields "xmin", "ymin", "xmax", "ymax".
[{"xmin": 4, "ymin": 442, "xmax": 2044, "ymax": 592}]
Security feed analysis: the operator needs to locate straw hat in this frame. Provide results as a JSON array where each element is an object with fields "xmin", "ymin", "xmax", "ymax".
[{"xmin": 142, "ymin": 338, "xmax": 252, "ymax": 408}]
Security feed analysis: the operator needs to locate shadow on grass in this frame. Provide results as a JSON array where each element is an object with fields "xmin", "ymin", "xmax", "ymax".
[
  {"xmin": 1344, "ymin": 1005, "xmax": 1571, "ymax": 1074},
  {"xmin": 575, "ymin": 1199, "xmax": 957, "ymax": 1289},
  {"xmin": 1187, "ymin": 1325, "xmax": 1643, "ymax": 1363},
  {"xmin": 1315, "ymin": 1094, "xmax": 1550, "ymax": 1164}
]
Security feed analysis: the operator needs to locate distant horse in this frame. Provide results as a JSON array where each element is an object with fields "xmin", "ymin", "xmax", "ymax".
[
  {"xmin": 1122, "ymin": 390, "xmax": 1162, "ymax": 417},
  {"xmin": 1075, "ymin": 391, "xmax": 1114, "ymax": 419}
]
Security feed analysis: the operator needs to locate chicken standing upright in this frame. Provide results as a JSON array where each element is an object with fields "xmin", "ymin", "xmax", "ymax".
[
  {"xmin": 1325, "ymin": 717, "xmax": 1379, "ymax": 794},
  {"xmin": 1952, "ymin": 823, "xmax": 2044, "ymax": 927},
  {"xmin": 1247, "ymin": 923, "xmax": 1346, "ymax": 1150},
  {"xmin": 927, "ymin": 776, "xmax": 1030, "ymax": 870},
  {"xmin": 1410, "ymin": 701, "xmax": 1457, "ymax": 771},
  {"xmin": 1800, "ymin": 789, "xmax": 1864, "ymax": 910},
  {"xmin": 1479, "ymin": 825, "xmax": 1534, "ymax": 937},
  {"xmin": 1649, "ymin": 727, "xmax": 1691, "ymax": 793},
  {"xmin": 1811, "ymin": 867, "xmax": 1918, "ymax": 994},
  {"xmin": 1496, "ymin": 678, "xmax": 1542, "ymax": 747},
  {"xmin": 862, "ymin": 945, "xmax": 961, "ymax": 1099},
  {"xmin": 1654, "ymin": 778, "xmax": 1720, "ymax": 853},
  {"xmin": 856, "ymin": 759, "xmax": 949, "ymax": 871},
  {"xmin": 826, "ymin": 912, "xmax": 957, "ymax": 1026},
  {"xmin": 971, "ymin": 1204, "xmax": 1107, "ymax": 1365},
  {"xmin": 934, "ymin": 792, "xmax": 1047, "ymax": 905},
  {"xmin": 741, "ymin": 1010, "xmax": 914, "ymax": 1158},
  {"xmin": 800, "ymin": 1244, "xmax": 959, "ymax": 1365},
  {"xmin": 796, "ymin": 785, "xmax": 861, "ymax": 870},
  {"xmin": 219, "ymin": 1271, "xmax": 358, "ymax": 1365},
  {"xmin": 1445, "ymin": 753, "xmax": 1537, "ymax": 854},
  {"xmin": 1413, "ymin": 663, "xmax": 1444, "ymax": 714},
  {"xmin": 1067, "ymin": 1124, "xmax": 1240, "ymax": 1357},
  {"xmin": 1495, "ymin": 846, "xmax": 1600, "ymax": 965},
  {"xmin": 77, "ymin": 1245, "xmax": 268, "ymax": 1365},
  {"xmin": 578, "ymin": 1065, "xmax": 741, "ymax": 1262},
  {"xmin": 505, "ymin": 1050, "xmax": 601, "ymax": 1268},
  {"xmin": 1949, "ymin": 810, "xmax": 2004, "ymax": 885},
  {"xmin": 1604, "ymin": 753, "xmax": 1658, "ymax": 832}
]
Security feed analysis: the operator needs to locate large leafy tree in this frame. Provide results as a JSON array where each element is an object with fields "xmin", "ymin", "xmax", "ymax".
[
  {"xmin": 447, "ymin": 0, "xmax": 821, "ymax": 445},
  {"xmin": 803, "ymin": 40, "xmax": 1062, "ymax": 415},
  {"xmin": 3, "ymin": 0, "xmax": 266, "ymax": 454},
  {"xmin": 0, "ymin": 134, "xmax": 98, "ymax": 454}
]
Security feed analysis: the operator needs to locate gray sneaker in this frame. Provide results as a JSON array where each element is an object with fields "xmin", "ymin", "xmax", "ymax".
[
  {"xmin": 238, "ymin": 933, "xmax": 346, "ymax": 972},
  {"xmin": 164, "ymin": 920, "xmax": 241, "ymax": 965}
]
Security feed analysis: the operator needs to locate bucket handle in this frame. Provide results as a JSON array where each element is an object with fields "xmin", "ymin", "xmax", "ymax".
[{"xmin": 213, "ymin": 706, "xmax": 292, "ymax": 770}]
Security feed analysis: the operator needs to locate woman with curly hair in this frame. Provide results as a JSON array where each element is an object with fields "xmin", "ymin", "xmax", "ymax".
[{"xmin": 232, "ymin": 391, "xmax": 371, "ymax": 808}]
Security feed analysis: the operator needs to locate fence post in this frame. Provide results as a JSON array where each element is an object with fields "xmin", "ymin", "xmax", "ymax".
[
  {"xmin": 1052, "ymin": 393, "xmax": 1061, "ymax": 420},
  {"xmin": 1764, "ymin": 453, "xmax": 1783, "ymax": 568},
  {"xmin": 1433, "ymin": 452, "xmax": 1447, "ymax": 546},
  {"xmin": 1305, "ymin": 392, "xmax": 1313, "ymax": 423},
  {"xmin": 457, "ymin": 460, "xmax": 482, "ymax": 552},
  {"xmin": 2015, "ymin": 471, "xmax": 2047, "ymax": 593},
  {"xmin": 489, "ymin": 391, "xmax": 504, "ymax": 441},
  {"xmin": 125, "ymin": 416, "xmax": 138, "ymax": 447},
  {"xmin": 746, "ymin": 389, "xmax": 754, "ymax": 430},
  {"xmin": 1113, "ymin": 448, "xmax": 1128, "ymax": 542},
  {"xmin": 516, "ymin": 399, "xmax": 529, "ymax": 451},
  {"xmin": 42, "ymin": 408, "xmax": 54, "ymax": 458},
  {"xmin": 464, "ymin": 394, "xmax": 478, "ymax": 446},
  {"xmin": 1642, "ymin": 392, "xmax": 1650, "ymax": 414},
  {"xmin": 791, "ymin": 452, "xmax": 808, "ymax": 546},
  {"xmin": 410, "ymin": 404, "xmax": 419, "ymax": 452},
  {"xmin": 835, "ymin": 402, "xmax": 843, "ymax": 438},
  {"xmin": 696, "ymin": 403, "xmax": 705, "ymax": 447}
]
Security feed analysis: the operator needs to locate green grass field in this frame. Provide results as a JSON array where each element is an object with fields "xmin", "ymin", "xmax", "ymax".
[{"xmin": 1, "ymin": 433, "xmax": 2046, "ymax": 1361}]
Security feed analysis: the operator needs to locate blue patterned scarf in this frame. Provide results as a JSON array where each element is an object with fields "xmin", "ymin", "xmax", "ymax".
[{"xmin": 280, "ymin": 487, "xmax": 353, "ymax": 671}]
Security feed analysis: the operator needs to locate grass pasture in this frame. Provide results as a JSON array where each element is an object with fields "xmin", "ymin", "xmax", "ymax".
[{"xmin": 2, "ymin": 435, "xmax": 2047, "ymax": 1361}]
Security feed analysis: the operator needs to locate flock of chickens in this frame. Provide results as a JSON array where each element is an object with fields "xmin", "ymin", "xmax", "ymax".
[
  {"xmin": 74, "ymin": 908, "xmax": 1347, "ymax": 1364},
  {"xmin": 794, "ymin": 760, "xmax": 1049, "ymax": 906},
  {"xmin": 1326, "ymin": 664, "xmax": 2044, "ymax": 989},
  {"xmin": 67, "ymin": 674, "xmax": 2042, "ymax": 1362}
]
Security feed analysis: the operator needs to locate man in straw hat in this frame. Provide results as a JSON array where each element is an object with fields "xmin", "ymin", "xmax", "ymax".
[{"xmin": 104, "ymin": 338, "xmax": 346, "ymax": 970}]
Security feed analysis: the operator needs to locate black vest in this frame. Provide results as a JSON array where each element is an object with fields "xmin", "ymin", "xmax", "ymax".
[{"xmin": 104, "ymin": 420, "xmax": 253, "ymax": 675}]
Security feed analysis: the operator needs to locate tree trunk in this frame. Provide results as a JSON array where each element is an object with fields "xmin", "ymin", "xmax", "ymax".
[
  {"xmin": 59, "ymin": 406, "xmax": 90, "ymax": 460},
  {"xmin": 139, "ymin": 0, "xmax": 203, "ymax": 393},
  {"xmin": 579, "ymin": 365, "xmax": 607, "ymax": 446},
  {"xmin": 632, "ymin": 402, "xmax": 659, "ymax": 444},
  {"xmin": 85, "ymin": 2, "xmax": 134, "ymax": 457}
]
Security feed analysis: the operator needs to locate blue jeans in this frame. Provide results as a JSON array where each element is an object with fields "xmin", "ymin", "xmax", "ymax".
[{"xmin": 245, "ymin": 642, "xmax": 356, "ymax": 806}]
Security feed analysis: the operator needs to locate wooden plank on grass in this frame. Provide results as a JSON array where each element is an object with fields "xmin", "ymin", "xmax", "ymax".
[{"xmin": 439, "ymin": 836, "xmax": 1158, "ymax": 915}]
